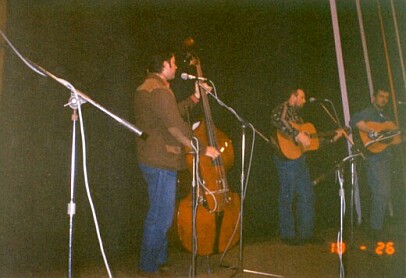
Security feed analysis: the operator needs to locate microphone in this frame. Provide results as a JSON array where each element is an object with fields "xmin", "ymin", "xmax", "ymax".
[
  {"xmin": 309, "ymin": 97, "xmax": 330, "ymax": 103},
  {"xmin": 397, "ymin": 101, "xmax": 406, "ymax": 105},
  {"xmin": 181, "ymin": 73, "xmax": 208, "ymax": 81}
]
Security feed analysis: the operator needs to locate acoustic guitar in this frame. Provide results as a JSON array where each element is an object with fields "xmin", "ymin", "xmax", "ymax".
[
  {"xmin": 276, "ymin": 122, "xmax": 339, "ymax": 160},
  {"xmin": 359, "ymin": 121, "xmax": 401, "ymax": 154}
]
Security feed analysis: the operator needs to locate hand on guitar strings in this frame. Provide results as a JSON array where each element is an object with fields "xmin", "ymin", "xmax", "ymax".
[
  {"xmin": 205, "ymin": 146, "xmax": 220, "ymax": 159},
  {"xmin": 331, "ymin": 128, "xmax": 345, "ymax": 143},
  {"xmin": 368, "ymin": 130, "xmax": 379, "ymax": 140},
  {"xmin": 295, "ymin": 132, "xmax": 311, "ymax": 148}
]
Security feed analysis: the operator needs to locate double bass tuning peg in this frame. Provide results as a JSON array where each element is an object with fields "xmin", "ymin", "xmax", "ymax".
[
  {"xmin": 182, "ymin": 37, "xmax": 197, "ymax": 65},
  {"xmin": 182, "ymin": 37, "xmax": 195, "ymax": 52}
]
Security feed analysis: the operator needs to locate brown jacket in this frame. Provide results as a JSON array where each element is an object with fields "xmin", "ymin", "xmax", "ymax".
[{"xmin": 134, "ymin": 74, "xmax": 198, "ymax": 170}]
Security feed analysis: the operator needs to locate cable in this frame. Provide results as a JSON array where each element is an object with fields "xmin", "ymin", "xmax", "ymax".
[
  {"xmin": 336, "ymin": 163, "xmax": 346, "ymax": 278},
  {"xmin": 73, "ymin": 86, "xmax": 113, "ymax": 278}
]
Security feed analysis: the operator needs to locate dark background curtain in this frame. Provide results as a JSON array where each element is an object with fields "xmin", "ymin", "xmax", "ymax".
[{"xmin": 0, "ymin": 0, "xmax": 404, "ymax": 272}]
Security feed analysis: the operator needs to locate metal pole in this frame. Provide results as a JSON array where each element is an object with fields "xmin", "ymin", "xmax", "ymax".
[
  {"xmin": 329, "ymin": 0, "xmax": 352, "ymax": 156},
  {"xmin": 356, "ymin": 0, "xmax": 375, "ymax": 99},
  {"xmin": 67, "ymin": 108, "xmax": 78, "ymax": 278}
]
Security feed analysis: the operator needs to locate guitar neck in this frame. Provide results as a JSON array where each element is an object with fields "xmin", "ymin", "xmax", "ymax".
[{"xmin": 310, "ymin": 131, "xmax": 335, "ymax": 139}]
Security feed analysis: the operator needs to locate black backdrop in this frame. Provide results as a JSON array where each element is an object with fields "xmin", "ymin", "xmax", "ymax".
[{"xmin": 0, "ymin": 0, "xmax": 405, "ymax": 273}]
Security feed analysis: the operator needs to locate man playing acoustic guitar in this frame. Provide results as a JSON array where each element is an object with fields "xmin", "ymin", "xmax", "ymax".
[
  {"xmin": 350, "ymin": 89, "xmax": 399, "ymax": 239},
  {"xmin": 271, "ymin": 87, "xmax": 343, "ymax": 245}
]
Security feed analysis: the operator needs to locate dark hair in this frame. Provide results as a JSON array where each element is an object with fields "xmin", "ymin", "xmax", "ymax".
[
  {"xmin": 374, "ymin": 89, "xmax": 389, "ymax": 97},
  {"xmin": 284, "ymin": 86, "xmax": 304, "ymax": 100},
  {"xmin": 147, "ymin": 50, "xmax": 175, "ymax": 74}
]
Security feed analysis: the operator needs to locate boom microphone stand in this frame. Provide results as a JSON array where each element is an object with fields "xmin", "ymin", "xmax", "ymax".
[
  {"xmin": 1, "ymin": 30, "xmax": 147, "ymax": 277},
  {"xmin": 40, "ymin": 67, "xmax": 147, "ymax": 278},
  {"xmin": 200, "ymin": 84, "xmax": 283, "ymax": 277}
]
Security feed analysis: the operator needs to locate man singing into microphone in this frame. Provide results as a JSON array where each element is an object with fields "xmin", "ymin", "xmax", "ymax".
[
  {"xmin": 134, "ymin": 49, "xmax": 219, "ymax": 276},
  {"xmin": 271, "ymin": 87, "xmax": 343, "ymax": 245}
]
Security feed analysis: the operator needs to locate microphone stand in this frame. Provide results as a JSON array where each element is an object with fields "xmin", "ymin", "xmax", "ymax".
[
  {"xmin": 1, "ymin": 30, "xmax": 147, "ymax": 277},
  {"xmin": 43, "ymin": 68, "xmax": 147, "ymax": 278},
  {"xmin": 189, "ymin": 137, "xmax": 199, "ymax": 278},
  {"xmin": 29, "ymin": 69, "xmax": 145, "ymax": 278},
  {"xmin": 184, "ymin": 107, "xmax": 198, "ymax": 278},
  {"xmin": 336, "ymin": 152, "xmax": 364, "ymax": 278},
  {"xmin": 67, "ymin": 106, "xmax": 78, "ymax": 278},
  {"xmin": 202, "ymin": 86, "xmax": 282, "ymax": 278},
  {"xmin": 319, "ymin": 101, "xmax": 354, "ymax": 145},
  {"xmin": 317, "ymin": 100, "xmax": 363, "ymax": 243},
  {"xmin": 336, "ymin": 158, "xmax": 345, "ymax": 278}
]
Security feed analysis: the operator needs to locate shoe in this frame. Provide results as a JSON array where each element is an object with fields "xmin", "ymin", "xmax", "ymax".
[
  {"xmin": 159, "ymin": 264, "xmax": 171, "ymax": 277},
  {"xmin": 159, "ymin": 263, "xmax": 171, "ymax": 272}
]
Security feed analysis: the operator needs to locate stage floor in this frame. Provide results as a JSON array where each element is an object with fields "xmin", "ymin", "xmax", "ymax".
[{"xmin": 4, "ymin": 222, "xmax": 404, "ymax": 278}]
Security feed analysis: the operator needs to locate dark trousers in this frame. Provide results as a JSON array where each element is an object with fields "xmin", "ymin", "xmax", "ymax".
[{"xmin": 365, "ymin": 151, "xmax": 392, "ymax": 231}]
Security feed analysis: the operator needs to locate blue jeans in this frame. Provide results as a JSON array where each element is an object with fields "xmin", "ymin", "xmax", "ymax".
[
  {"xmin": 138, "ymin": 164, "xmax": 177, "ymax": 273},
  {"xmin": 365, "ymin": 151, "xmax": 392, "ymax": 230},
  {"xmin": 273, "ymin": 155, "xmax": 314, "ymax": 239}
]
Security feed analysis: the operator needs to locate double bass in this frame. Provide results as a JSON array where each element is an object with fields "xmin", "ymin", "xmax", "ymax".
[{"xmin": 177, "ymin": 38, "xmax": 240, "ymax": 255}]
